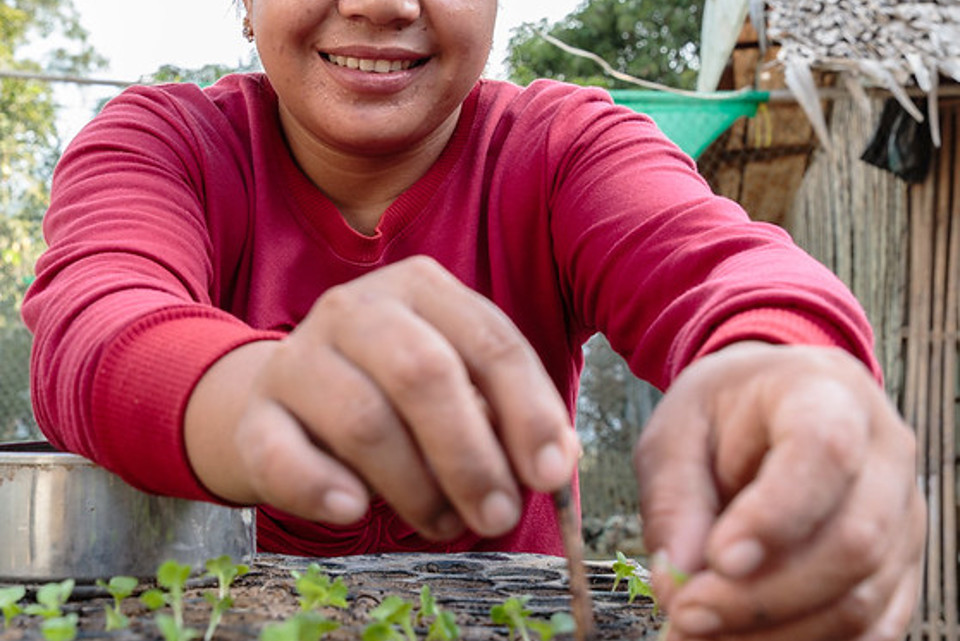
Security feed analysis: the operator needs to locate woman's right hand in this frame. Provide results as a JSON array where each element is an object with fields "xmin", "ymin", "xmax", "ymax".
[{"xmin": 184, "ymin": 256, "xmax": 580, "ymax": 541}]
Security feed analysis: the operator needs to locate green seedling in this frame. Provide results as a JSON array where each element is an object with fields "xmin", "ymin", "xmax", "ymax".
[
  {"xmin": 40, "ymin": 613, "xmax": 78, "ymax": 641},
  {"xmin": 489, "ymin": 596, "xmax": 574, "ymax": 641},
  {"xmin": 260, "ymin": 612, "xmax": 340, "ymax": 641},
  {"xmin": 611, "ymin": 551, "xmax": 655, "ymax": 606},
  {"xmin": 292, "ymin": 564, "xmax": 348, "ymax": 611},
  {"xmin": 364, "ymin": 595, "xmax": 417, "ymax": 641},
  {"xmin": 142, "ymin": 560, "xmax": 199, "ymax": 641},
  {"xmin": 96, "ymin": 575, "xmax": 138, "ymax": 631},
  {"xmin": 203, "ymin": 555, "xmax": 250, "ymax": 641},
  {"xmin": 0, "ymin": 585, "xmax": 26, "ymax": 628},
  {"xmin": 417, "ymin": 586, "xmax": 459, "ymax": 641},
  {"xmin": 25, "ymin": 580, "xmax": 74, "ymax": 620}
]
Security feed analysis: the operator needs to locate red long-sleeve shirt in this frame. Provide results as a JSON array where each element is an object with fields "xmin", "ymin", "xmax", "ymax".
[{"xmin": 22, "ymin": 74, "xmax": 879, "ymax": 556}]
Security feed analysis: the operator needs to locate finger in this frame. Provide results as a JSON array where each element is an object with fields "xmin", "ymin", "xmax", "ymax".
[
  {"xmin": 668, "ymin": 452, "xmax": 924, "ymax": 636},
  {"xmin": 234, "ymin": 398, "xmax": 370, "ymax": 524},
  {"xmin": 396, "ymin": 257, "xmax": 579, "ymax": 492},
  {"xmin": 666, "ymin": 559, "xmax": 922, "ymax": 641},
  {"xmin": 268, "ymin": 342, "xmax": 465, "ymax": 541},
  {"xmin": 855, "ymin": 561, "xmax": 923, "ymax": 641},
  {"xmin": 706, "ymin": 376, "xmax": 873, "ymax": 578},
  {"xmin": 317, "ymin": 281, "xmax": 523, "ymax": 537},
  {"xmin": 634, "ymin": 391, "xmax": 721, "ymax": 608}
]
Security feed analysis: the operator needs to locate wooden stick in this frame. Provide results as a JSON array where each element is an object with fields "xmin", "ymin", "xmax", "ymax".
[
  {"xmin": 941, "ymin": 103, "xmax": 959, "ymax": 641},
  {"xmin": 553, "ymin": 485, "xmax": 594, "ymax": 641}
]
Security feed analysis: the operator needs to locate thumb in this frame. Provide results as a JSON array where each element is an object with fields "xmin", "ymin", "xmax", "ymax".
[{"xmin": 634, "ymin": 401, "xmax": 719, "ymax": 609}]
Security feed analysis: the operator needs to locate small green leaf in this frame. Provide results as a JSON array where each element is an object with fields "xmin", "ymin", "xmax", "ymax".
[
  {"xmin": 104, "ymin": 607, "xmax": 130, "ymax": 631},
  {"xmin": 293, "ymin": 565, "xmax": 348, "ymax": 610},
  {"xmin": 418, "ymin": 585, "xmax": 437, "ymax": 620},
  {"xmin": 99, "ymin": 576, "xmax": 138, "ymax": 601},
  {"xmin": 157, "ymin": 560, "xmax": 192, "ymax": 592},
  {"xmin": 0, "ymin": 586, "xmax": 25, "ymax": 628},
  {"xmin": 362, "ymin": 620, "xmax": 400, "ymax": 641},
  {"xmin": 426, "ymin": 610, "xmax": 460, "ymax": 641},
  {"xmin": 260, "ymin": 612, "xmax": 340, "ymax": 641},
  {"xmin": 141, "ymin": 589, "xmax": 167, "ymax": 611},
  {"xmin": 40, "ymin": 613, "xmax": 78, "ymax": 641}
]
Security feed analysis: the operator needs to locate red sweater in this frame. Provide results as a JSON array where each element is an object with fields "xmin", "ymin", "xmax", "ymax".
[{"xmin": 22, "ymin": 74, "xmax": 878, "ymax": 556}]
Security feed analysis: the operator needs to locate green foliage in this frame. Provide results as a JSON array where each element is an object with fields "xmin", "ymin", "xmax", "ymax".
[
  {"xmin": 417, "ymin": 586, "xmax": 459, "ymax": 641},
  {"xmin": 364, "ymin": 595, "xmax": 417, "ymax": 641},
  {"xmin": 0, "ymin": 585, "xmax": 26, "ymax": 628},
  {"xmin": 25, "ymin": 580, "xmax": 74, "ymax": 619},
  {"xmin": 292, "ymin": 564, "xmax": 348, "ymax": 611},
  {"xmin": 203, "ymin": 556, "xmax": 250, "ymax": 641},
  {"xmin": 260, "ymin": 612, "xmax": 340, "ymax": 641},
  {"xmin": 142, "ymin": 56, "xmax": 261, "ymax": 86},
  {"xmin": 96, "ymin": 575, "xmax": 138, "ymax": 631},
  {"xmin": 611, "ymin": 551, "xmax": 655, "ymax": 607},
  {"xmin": 40, "ymin": 613, "xmax": 78, "ymax": 641},
  {"xmin": 0, "ymin": 0, "xmax": 105, "ymax": 442},
  {"xmin": 147, "ymin": 560, "xmax": 199, "ymax": 641},
  {"xmin": 505, "ymin": 0, "xmax": 704, "ymax": 90},
  {"xmin": 489, "ymin": 596, "xmax": 572, "ymax": 641}
]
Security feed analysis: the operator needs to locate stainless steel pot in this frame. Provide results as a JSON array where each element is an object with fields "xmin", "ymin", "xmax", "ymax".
[{"xmin": 0, "ymin": 442, "xmax": 256, "ymax": 582}]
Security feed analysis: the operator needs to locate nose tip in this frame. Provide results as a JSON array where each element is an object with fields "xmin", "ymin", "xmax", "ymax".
[{"xmin": 338, "ymin": 0, "xmax": 421, "ymax": 26}]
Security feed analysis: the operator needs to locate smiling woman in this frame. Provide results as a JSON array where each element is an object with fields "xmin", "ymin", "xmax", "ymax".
[{"xmin": 22, "ymin": 0, "xmax": 926, "ymax": 639}]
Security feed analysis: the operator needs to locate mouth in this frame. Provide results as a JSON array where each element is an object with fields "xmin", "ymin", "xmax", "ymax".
[{"xmin": 321, "ymin": 53, "xmax": 429, "ymax": 74}]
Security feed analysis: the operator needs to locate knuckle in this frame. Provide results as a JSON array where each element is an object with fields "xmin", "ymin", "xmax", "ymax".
[
  {"xmin": 334, "ymin": 400, "xmax": 394, "ymax": 451},
  {"xmin": 469, "ymin": 318, "xmax": 526, "ymax": 366},
  {"xmin": 836, "ymin": 518, "xmax": 887, "ymax": 574},
  {"xmin": 315, "ymin": 283, "xmax": 359, "ymax": 315},
  {"xmin": 388, "ymin": 343, "xmax": 460, "ymax": 396},
  {"xmin": 836, "ymin": 583, "xmax": 881, "ymax": 634}
]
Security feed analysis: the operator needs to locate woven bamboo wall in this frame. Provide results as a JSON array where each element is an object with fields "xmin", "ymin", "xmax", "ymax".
[{"xmin": 787, "ymin": 96, "xmax": 959, "ymax": 641}]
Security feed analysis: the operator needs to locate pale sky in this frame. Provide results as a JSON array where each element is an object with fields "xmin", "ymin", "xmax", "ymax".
[{"xmin": 58, "ymin": 0, "xmax": 586, "ymax": 140}]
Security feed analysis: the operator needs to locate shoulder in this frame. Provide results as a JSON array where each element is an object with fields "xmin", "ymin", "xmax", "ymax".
[
  {"xmin": 101, "ymin": 74, "xmax": 276, "ymax": 132},
  {"xmin": 470, "ymin": 78, "xmax": 664, "ymax": 153},
  {"xmin": 474, "ymin": 78, "xmax": 651, "ymax": 128}
]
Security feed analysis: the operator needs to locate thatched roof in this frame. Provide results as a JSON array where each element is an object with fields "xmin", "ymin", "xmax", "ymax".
[{"xmin": 699, "ymin": 0, "xmax": 960, "ymax": 147}]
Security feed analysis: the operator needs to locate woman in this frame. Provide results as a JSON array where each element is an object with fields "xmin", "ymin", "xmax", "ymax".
[{"xmin": 23, "ymin": 1, "xmax": 924, "ymax": 639}]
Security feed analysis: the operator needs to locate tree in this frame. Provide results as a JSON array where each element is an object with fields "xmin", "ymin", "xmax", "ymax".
[
  {"xmin": 0, "ymin": 0, "xmax": 105, "ymax": 440},
  {"xmin": 505, "ymin": 0, "xmax": 704, "ymax": 90}
]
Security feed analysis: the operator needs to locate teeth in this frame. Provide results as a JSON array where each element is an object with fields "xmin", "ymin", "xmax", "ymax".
[{"xmin": 328, "ymin": 55, "xmax": 414, "ymax": 73}]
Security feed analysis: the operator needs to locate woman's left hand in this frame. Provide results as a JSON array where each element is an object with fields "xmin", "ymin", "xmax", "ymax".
[{"xmin": 634, "ymin": 341, "xmax": 925, "ymax": 640}]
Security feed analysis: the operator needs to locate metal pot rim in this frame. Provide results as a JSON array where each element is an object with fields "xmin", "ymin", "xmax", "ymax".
[{"xmin": 0, "ymin": 440, "xmax": 91, "ymax": 467}]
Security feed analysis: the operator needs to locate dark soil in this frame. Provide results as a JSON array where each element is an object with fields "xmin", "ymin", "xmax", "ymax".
[{"xmin": 0, "ymin": 553, "xmax": 665, "ymax": 641}]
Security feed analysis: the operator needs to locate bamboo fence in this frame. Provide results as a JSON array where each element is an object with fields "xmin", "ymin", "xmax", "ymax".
[{"xmin": 784, "ymin": 97, "xmax": 959, "ymax": 640}]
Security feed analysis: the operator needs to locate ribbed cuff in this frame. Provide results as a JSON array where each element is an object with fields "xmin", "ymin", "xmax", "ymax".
[
  {"xmin": 91, "ymin": 308, "xmax": 284, "ymax": 502},
  {"xmin": 693, "ymin": 307, "xmax": 882, "ymax": 382}
]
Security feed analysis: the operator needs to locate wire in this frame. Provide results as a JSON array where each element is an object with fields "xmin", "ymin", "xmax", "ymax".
[{"xmin": 0, "ymin": 69, "xmax": 134, "ymax": 88}]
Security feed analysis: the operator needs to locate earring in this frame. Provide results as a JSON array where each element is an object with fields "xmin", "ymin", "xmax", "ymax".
[{"xmin": 242, "ymin": 15, "xmax": 254, "ymax": 42}]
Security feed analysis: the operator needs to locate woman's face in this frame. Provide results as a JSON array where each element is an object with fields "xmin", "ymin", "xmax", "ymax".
[{"xmin": 243, "ymin": 0, "xmax": 497, "ymax": 157}]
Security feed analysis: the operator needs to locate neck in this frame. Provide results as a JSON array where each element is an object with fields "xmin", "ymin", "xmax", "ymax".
[{"xmin": 280, "ymin": 107, "xmax": 461, "ymax": 236}]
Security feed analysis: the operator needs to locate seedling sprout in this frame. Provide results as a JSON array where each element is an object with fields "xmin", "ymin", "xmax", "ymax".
[
  {"xmin": 96, "ymin": 575, "xmax": 138, "ymax": 631},
  {"xmin": 203, "ymin": 555, "xmax": 250, "ymax": 641},
  {"xmin": 292, "ymin": 564, "xmax": 348, "ymax": 611},
  {"xmin": 489, "ymin": 596, "xmax": 574, "ymax": 641},
  {"xmin": 0, "ymin": 586, "xmax": 25, "ymax": 629}
]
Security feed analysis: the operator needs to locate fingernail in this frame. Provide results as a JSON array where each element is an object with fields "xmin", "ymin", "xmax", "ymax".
[
  {"xmin": 673, "ymin": 606, "xmax": 722, "ymax": 636},
  {"xmin": 535, "ymin": 443, "xmax": 569, "ymax": 486},
  {"xmin": 480, "ymin": 490, "xmax": 519, "ymax": 532},
  {"xmin": 324, "ymin": 490, "xmax": 367, "ymax": 521},
  {"xmin": 433, "ymin": 510, "xmax": 465, "ymax": 540},
  {"xmin": 716, "ymin": 539, "xmax": 765, "ymax": 578}
]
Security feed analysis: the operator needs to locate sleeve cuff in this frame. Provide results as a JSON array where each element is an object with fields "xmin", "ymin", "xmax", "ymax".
[
  {"xmin": 91, "ymin": 307, "xmax": 285, "ymax": 502},
  {"xmin": 692, "ymin": 307, "xmax": 883, "ymax": 383}
]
